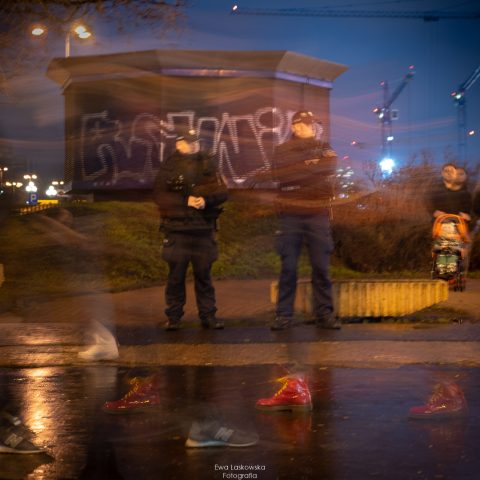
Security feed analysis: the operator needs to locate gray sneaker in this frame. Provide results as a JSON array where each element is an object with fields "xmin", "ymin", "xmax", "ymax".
[
  {"xmin": 0, "ymin": 425, "xmax": 42, "ymax": 454},
  {"xmin": 185, "ymin": 421, "xmax": 259, "ymax": 448}
]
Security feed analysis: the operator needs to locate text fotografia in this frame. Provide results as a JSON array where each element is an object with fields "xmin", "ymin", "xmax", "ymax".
[{"xmin": 215, "ymin": 464, "xmax": 266, "ymax": 479}]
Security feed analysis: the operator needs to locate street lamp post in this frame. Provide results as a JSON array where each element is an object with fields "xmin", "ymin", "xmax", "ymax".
[
  {"xmin": 46, "ymin": 185, "xmax": 58, "ymax": 197},
  {"xmin": 4, "ymin": 181, "xmax": 24, "ymax": 204},
  {"xmin": 45, "ymin": 180, "xmax": 64, "ymax": 198},
  {"xmin": 5, "ymin": 181, "xmax": 23, "ymax": 192},
  {"xmin": 31, "ymin": 22, "xmax": 92, "ymax": 58},
  {"xmin": 0, "ymin": 166, "xmax": 8, "ymax": 186},
  {"xmin": 23, "ymin": 174, "xmax": 38, "ymax": 193}
]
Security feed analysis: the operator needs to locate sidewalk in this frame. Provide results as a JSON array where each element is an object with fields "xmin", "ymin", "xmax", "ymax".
[{"xmin": 0, "ymin": 278, "xmax": 479, "ymax": 368}]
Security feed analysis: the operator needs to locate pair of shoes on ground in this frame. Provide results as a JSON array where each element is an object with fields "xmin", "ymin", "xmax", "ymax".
[
  {"xmin": 103, "ymin": 372, "xmax": 313, "ymax": 415},
  {"xmin": 409, "ymin": 381, "xmax": 468, "ymax": 419},
  {"xmin": 165, "ymin": 316, "xmax": 224, "ymax": 331},
  {"xmin": 0, "ymin": 409, "xmax": 43, "ymax": 454},
  {"xmin": 102, "ymin": 374, "xmax": 311, "ymax": 448},
  {"xmin": 271, "ymin": 315, "xmax": 341, "ymax": 331},
  {"xmin": 78, "ymin": 322, "xmax": 119, "ymax": 361},
  {"xmin": 102, "ymin": 377, "xmax": 258, "ymax": 448}
]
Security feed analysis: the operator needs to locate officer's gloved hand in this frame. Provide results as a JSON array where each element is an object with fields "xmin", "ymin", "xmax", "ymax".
[{"xmin": 188, "ymin": 196, "xmax": 206, "ymax": 210}]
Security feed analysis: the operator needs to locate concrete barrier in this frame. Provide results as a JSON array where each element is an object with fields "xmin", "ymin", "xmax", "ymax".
[{"xmin": 270, "ymin": 279, "xmax": 448, "ymax": 318}]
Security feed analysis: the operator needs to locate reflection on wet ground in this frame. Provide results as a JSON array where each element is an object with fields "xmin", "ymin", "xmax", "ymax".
[
  {"xmin": 0, "ymin": 365, "xmax": 479, "ymax": 479},
  {"xmin": 3, "ymin": 322, "xmax": 480, "ymax": 349}
]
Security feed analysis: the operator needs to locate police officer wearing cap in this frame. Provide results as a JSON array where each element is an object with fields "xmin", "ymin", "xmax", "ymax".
[
  {"xmin": 271, "ymin": 110, "xmax": 340, "ymax": 330},
  {"xmin": 153, "ymin": 129, "xmax": 228, "ymax": 330}
]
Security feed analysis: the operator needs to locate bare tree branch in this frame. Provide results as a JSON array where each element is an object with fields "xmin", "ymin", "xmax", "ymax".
[{"xmin": 0, "ymin": 0, "xmax": 188, "ymax": 82}]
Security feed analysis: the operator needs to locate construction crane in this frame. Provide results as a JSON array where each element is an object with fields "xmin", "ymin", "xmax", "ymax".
[
  {"xmin": 373, "ymin": 66, "xmax": 415, "ymax": 174},
  {"xmin": 231, "ymin": 4, "xmax": 477, "ymax": 172},
  {"xmin": 451, "ymin": 65, "xmax": 480, "ymax": 163},
  {"xmin": 231, "ymin": 5, "xmax": 480, "ymax": 21}
]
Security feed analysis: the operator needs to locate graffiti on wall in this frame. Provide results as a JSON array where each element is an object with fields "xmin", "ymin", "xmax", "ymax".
[{"xmin": 79, "ymin": 107, "xmax": 323, "ymax": 188}]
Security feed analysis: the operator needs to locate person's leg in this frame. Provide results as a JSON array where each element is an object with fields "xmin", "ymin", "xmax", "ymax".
[
  {"xmin": 191, "ymin": 233, "xmax": 219, "ymax": 328},
  {"xmin": 163, "ymin": 233, "xmax": 190, "ymax": 328},
  {"xmin": 305, "ymin": 214, "xmax": 337, "ymax": 327},
  {"xmin": 274, "ymin": 215, "xmax": 303, "ymax": 328},
  {"xmin": 165, "ymin": 261, "xmax": 189, "ymax": 325}
]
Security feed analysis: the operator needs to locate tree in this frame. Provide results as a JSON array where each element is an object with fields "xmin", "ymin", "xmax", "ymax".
[{"xmin": 0, "ymin": 0, "xmax": 188, "ymax": 83}]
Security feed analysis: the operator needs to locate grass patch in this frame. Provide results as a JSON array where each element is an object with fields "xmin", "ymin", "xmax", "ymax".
[{"xmin": 0, "ymin": 199, "xmax": 477, "ymax": 311}]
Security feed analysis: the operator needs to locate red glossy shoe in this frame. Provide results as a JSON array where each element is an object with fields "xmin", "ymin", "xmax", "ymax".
[
  {"xmin": 256, "ymin": 375, "xmax": 312, "ymax": 412},
  {"xmin": 409, "ymin": 382, "xmax": 468, "ymax": 419},
  {"xmin": 102, "ymin": 376, "xmax": 161, "ymax": 414}
]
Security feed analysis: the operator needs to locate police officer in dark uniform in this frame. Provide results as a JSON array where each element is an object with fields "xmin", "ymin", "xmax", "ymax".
[
  {"xmin": 272, "ymin": 110, "xmax": 340, "ymax": 330},
  {"xmin": 153, "ymin": 129, "xmax": 228, "ymax": 330}
]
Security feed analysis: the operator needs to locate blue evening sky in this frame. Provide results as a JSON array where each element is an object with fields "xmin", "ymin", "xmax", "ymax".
[{"xmin": 1, "ymin": 0, "xmax": 479, "ymax": 182}]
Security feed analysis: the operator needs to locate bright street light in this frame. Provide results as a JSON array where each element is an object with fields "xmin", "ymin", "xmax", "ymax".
[
  {"xmin": 46, "ymin": 185, "xmax": 58, "ymax": 197},
  {"xmin": 25, "ymin": 181, "xmax": 37, "ymax": 193},
  {"xmin": 30, "ymin": 22, "xmax": 92, "ymax": 57},
  {"xmin": 379, "ymin": 157, "xmax": 395, "ymax": 176},
  {"xmin": 31, "ymin": 25, "xmax": 46, "ymax": 36},
  {"xmin": 23, "ymin": 174, "xmax": 38, "ymax": 192},
  {"xmin": 5, "ymin": 181, "xmax": 23, "ymax": 190}
]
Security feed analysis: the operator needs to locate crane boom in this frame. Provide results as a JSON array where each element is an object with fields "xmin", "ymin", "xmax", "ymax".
[
  {"xmin": 460, "ymin": 65, "xmax": 480, "ymax": 91},
  {"xmin": 451, "ymin": 64, "xmax": 480, "ymax": 162},
  {"xmin": 372, "ymin": 67, "xmax": 415, "ymax": 169},
  {"xmin": 231, "ymin": 6, "xmax": 480, "ymax": 21},
  {"xmin": 385, "ymin": 68, "xmax": 415, "ymax": 109}
]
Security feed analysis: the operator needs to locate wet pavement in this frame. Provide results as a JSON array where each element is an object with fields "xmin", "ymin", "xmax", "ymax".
[
  {"xmin": 1, "ymin": 365, "xmax": 480, "ymax": 479},
  {"xmin": 1, "ymin": 278, "xmax": 480, "ymax": 478},
  {"xmin": 2, "ymin": 321, "xmax": 480, "ymax": 368}
]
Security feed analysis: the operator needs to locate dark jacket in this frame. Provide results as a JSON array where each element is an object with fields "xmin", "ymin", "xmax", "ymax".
[
  {"xmin": 273, "ymin": 136, "xmax": 337, "ymax": 215},
  {"xmin": 153, "ymin": 150, "xmax": 227, "ymax": 233},
  {"xmin": 473, "ymin": 189, "xmax": 480, "ymax": 217},
  {"xmin": 425, "ymin": 181, "xmax": 472, "ymax": 217}
]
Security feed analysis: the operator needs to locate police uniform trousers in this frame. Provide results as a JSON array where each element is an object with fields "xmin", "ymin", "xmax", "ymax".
[
  {"xmin": 275, "ymin": 213, "xmax": 334, "ymax": 320},
  {"xmin": 161, "ymin": 231, "xmax": 218, "ymax": 321}
]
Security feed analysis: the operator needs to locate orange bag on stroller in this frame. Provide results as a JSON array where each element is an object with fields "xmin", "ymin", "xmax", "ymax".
[{"xmin": 431, "ymin": 214, "xmax": 469, "ymax": 291}]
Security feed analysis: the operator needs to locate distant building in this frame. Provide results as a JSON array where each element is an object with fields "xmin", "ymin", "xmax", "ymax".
[{"xmin": 47, "ymin": 50, "xmax": 347, "ymax": 193}]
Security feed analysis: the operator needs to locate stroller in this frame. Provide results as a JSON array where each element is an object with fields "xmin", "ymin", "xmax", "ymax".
[{"xmin": 431, "ymin": 214, "xmax": 470, "ymax": 291}]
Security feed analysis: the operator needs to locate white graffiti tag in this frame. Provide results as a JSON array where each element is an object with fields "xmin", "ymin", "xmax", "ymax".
[{"xmin": 78, "ymin": 107, "xmax": 303, "ymax": 187}]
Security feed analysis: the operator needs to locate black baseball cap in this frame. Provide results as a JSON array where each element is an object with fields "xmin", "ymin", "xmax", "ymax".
[
  {"xmin": 291, "ymin": 110, "xmax": 319, "ymax": 125},
  {"xmin": 176, "ymin": 128, "xmax": 199, "ymax": 143}
]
